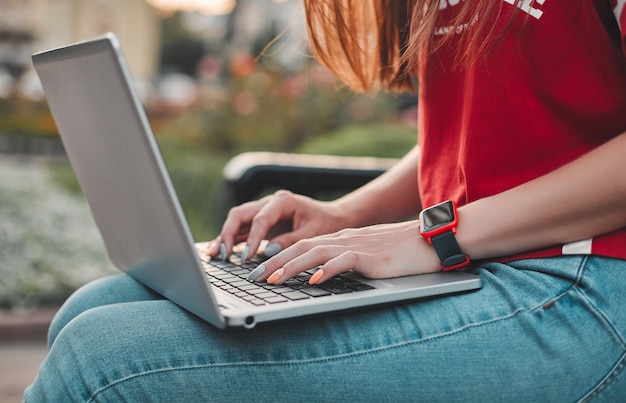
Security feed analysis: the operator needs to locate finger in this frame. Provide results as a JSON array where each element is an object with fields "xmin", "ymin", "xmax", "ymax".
[
  {"xmin": 310, "ymin": 250, "xmax": 360, "ymax": 284},
  {"xmin": 208, "ymin": 223, "xmax": 252, "ymax": 253},
  {"xmin": 266, "ymin": 241, "xmax": 345, "ymax": 284},
  {"xmin": 244, "ymin": 193, "xmax": 298, "ymax": 262},
  {"xmin": 263, "ymin": 226, "xmax": 357, "ymax": 269},
  {"xmin": 265, "ymin": 219, "xmax": 294, "ymax": 240},
  {"xmin": 251, "ymin": 239, "xmax": 311, "ymax": 282},
  {"xmin": 205, "ymin": 238, "xmax": 221, "ymax": 257},
  {"xmin": 267, "ymin": 226, "xmax": 312, "ymax": 254},
  {"xmin": 217, "ymin": 200, "xmax": 270, "ymax": 259},
  {"xmin": 206, "ymin": 237, "xmax": 229, "ymax": 261}
]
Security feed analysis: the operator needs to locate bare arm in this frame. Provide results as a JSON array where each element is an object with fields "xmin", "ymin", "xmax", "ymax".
[{"xmin": 458, "ymin": 132, "xmax": 626, "ymax": 260}]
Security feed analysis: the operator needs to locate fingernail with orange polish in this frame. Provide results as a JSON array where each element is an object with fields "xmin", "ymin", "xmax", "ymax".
[
  {"xmin": 267, "ymin": 268, "xmax": 285, "ymax": 284},
  {"xmin": 309, "ymin": 269, "xmax": 325, "ymax": 285}
]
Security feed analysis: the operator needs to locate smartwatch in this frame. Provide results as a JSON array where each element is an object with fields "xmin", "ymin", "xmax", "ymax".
[{"xmin": 419, "ymin": 200, "xmax": 470, "ymax": 271}]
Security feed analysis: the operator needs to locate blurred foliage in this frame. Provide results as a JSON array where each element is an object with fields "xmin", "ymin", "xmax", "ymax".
[
  {"xmin": 157, "ymin": 138, "xmax": 231, "ymax": 242},
  {"xmin": 0, "ymin": 98, "xmax": 58, "ymax": 138},
  {"xmin": 0, "ymin": 157, "xmax": 116, "ymax": 309},
  {"xmin": 298, "ymin": 123, "xmax": 416, "ymax": 157},
  {"xmin": 152, "ymin": 61, "xmax": 416, "ymax": 155}
]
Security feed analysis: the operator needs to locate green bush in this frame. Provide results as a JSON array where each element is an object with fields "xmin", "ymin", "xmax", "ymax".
[
  {"xmin": 0, "ymin": 99, "xmax": 58, "ymax": 138},
  {"xmin": 156, "ymin": 139, "xmax": 231, "ymax": 242},
  {"xmin": 0, "ymin": 157, "xmax": 115, "ymax": 309},
  {"xmin": 298, "ymin": 123, "xmax": 416, "ymax": 158}
]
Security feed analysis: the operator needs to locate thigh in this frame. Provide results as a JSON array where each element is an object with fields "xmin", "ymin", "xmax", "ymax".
[
  {"xmin": 29, "ymin": 257, "xmax": 626, "ymax": 402},
  {"xmin": 571, "ymin": 256, "xmax": 626, "ymax": 402}
]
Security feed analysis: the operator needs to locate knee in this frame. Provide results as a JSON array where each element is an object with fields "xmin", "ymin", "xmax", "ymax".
[
  {"xmin": 29, "ymin": 300, "xmax": 196, "ymax": 401},
  {"xmin": 47, "ymin": 274, "xmax": 158, "ymax": 346},
  {"xmin": 28, "ymin": 306, "xmax": 121, "ymax": 401},
  {"xmin": 47, "ymin": 275, "xmax": 118, "ymax": 346}
]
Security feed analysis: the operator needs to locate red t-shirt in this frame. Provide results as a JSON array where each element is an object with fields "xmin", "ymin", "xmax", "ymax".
[{"xmin": 418, "ymin": 0, "xmax": 626, "ymax": 261}]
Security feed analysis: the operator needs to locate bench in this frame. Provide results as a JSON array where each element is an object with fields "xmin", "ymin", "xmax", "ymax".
[{"xmin": 222, "ymin": 152, "xmax": 399, "ymax": 208}]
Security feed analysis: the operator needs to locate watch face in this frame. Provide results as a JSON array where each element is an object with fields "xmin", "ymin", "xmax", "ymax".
[{"xmin": 420, "ymin": 201, "xmax": 454, "ymax": 232}]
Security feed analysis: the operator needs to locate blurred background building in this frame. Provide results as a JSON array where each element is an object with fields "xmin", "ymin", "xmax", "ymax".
[
  {"xmin": 0, "ymin": 0, "xmax": 307, "ymax": 101},
  {"xmin": 1, "ymin": 0, "xmax": 160, "ymax": 98}
]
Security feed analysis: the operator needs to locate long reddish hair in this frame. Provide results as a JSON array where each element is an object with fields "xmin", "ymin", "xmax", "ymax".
[{"xmin": 303, "ymin": 0, "xmax": 515, "ymax": 92}]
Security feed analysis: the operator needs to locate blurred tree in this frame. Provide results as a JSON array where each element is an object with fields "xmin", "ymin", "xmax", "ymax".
[{"xmin": 159, "ymin": 12, "xmax": 205, "ymax": 76}]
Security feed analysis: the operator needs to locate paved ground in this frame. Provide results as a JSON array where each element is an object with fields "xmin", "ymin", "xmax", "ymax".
[
  {"xmin": 0, "ymin": 309, "xmax": 55, "ymax": 402},
  {"xmin": 0, "ymin": 341, "xmax": 48, "ymax": 402}
]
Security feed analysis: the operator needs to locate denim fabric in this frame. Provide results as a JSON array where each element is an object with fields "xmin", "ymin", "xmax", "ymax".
[{"xmin": 24, "ymin": 256, "xmax": 626, "ymax": 402}]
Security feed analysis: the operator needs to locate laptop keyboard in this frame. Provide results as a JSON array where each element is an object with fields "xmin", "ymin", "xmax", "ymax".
[{"xmin": 199, "ymin": 252, "xmax": 375, "ymax": 306}]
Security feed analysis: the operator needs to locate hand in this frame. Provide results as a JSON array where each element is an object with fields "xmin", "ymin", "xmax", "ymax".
[
  {"xmin": 207, "ymin": 190, "xmax": 350, "ymax": 261},
  {"xmin": 253, "ymin": 221, "xmax": 442, "ymax": 285}
]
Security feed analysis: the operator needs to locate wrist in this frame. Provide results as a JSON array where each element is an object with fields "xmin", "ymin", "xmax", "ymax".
[
  {"xmin": 328, "ymin": 196, "xmax": 376, "ymax": 229},
  {"xmin": 324, "ymin": 198, "xmax": 362, "ymax": 230},
  {"xmin": 419, "ymin": 200, "xmax": 470, "ymax": 271}
]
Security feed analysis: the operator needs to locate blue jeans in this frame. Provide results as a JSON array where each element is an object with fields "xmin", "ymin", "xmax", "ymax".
[{"xmin": 25, "ymin": 256, "xmax": 626, "ymax": 402}]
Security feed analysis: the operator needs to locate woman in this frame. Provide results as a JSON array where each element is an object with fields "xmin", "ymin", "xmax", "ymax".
[{"xmin": 26, "ymin": 1, "xmax": 626, "ymax": 401}]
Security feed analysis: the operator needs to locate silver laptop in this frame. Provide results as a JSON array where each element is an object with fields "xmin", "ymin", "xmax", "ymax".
[{"xmin": 32, "ymin": 33, "xmax": 481, "ymax": 329}]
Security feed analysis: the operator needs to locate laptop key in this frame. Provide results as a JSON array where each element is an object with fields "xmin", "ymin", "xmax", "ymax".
[
  {"xmin": 263, "ymin": 295, "xmax": 289, "ymax": 304},
  {"xmin": 242, "ymin": 295, "xmax": 265, "ymax": 303},
  {"xmin": 267, "ymin": 286, "xmax": 294, "ymax": 294},
  {"xmin": 300, "ymin": 287, "xmax": 332, "ymax": 297},
  {"xmin": 283, "ymin": 291, "xmax": 310, "ymax": 301},
  {"xmin": 214, "ymin": 273, "xmax": 239, "ymax": 282},
  {"xmin": 229, "ymin": 269, "xmax": 251, "ymax": 277},
  {"xmin": 211, "ymin": 260, "xmax": 236, "ymax": 269},
  {"xmin": 345, "ymin": 282, "xmax": 375, "ymax": 291},
  {"xmin": 255, "ymin": 292, "xmax": 278, "ymax": 300},
  {"xmin": 247, "ymin": 288, "xmax": 270, "ymax": 296},
  {"xmin": 318, "ymin": 284, "xmax": 354, "ymax": 294},
  {"xmin": 211, "ymin": 281, "xmax": 227, "ymax": 288},
  {"xmin": 239, "ymin": 284, "xmax": 262, "ymax": 291},
  {"xmin": 230, "ymin": 280, "xmax": 251, "ymax": 288},
  {"xmin": 283, "ymin": 280, "xmax": 304, "ymax": 290}
]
